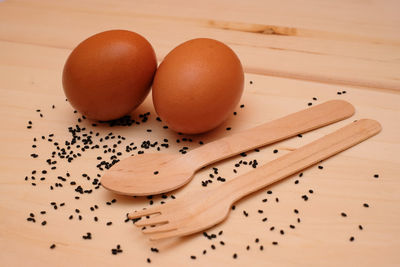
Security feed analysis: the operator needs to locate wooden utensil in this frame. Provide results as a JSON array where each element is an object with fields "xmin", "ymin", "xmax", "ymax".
[
  {"xmin": 128, "ymin": 119, "xmax": 381, "ymax": 240},
  {"xmin": 101, "ymin": 100, "xmax": 354, "ymax": 196}
]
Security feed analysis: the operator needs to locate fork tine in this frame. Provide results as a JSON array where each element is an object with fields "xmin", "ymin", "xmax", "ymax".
[
  {"xmin": 141, "ymin": 222, "xmax": 178, "ymax": 234},
  {"xmin": 147, "ymin": 228, "xmax": 190, "ymax": 240},
  {"xmin": 134, "ymin": 214, "xmax": 168, "ymax": 227},
  {"xmin": 128, "ymin": 207, "xmax": 161, "ymax": 219}
]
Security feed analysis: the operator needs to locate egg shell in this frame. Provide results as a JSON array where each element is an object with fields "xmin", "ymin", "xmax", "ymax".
[
  {"xmin": 62, "ymin": 30, "xmax": 157, "ymax": 121},
  {"xmin": 152, "ymin": 38, "xmax": 244, "ymax": 134}
]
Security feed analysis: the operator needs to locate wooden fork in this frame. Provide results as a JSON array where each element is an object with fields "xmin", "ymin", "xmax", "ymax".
[{"xmin": 128, "ymin": 119, "xmax": 381, "ymax": 240}]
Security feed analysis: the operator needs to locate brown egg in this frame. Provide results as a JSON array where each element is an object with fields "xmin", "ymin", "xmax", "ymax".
[
  {"xmin": 62, "ymin": 30, "xmax": 157, "ymax": 121},
  {"xmin": 152, "ymin": 38, "xmax": 244, "ymax": 134}
]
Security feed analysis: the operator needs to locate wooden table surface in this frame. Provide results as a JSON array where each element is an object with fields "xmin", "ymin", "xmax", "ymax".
[{"xmin": 1, "ymin": 0, "xmax": 399, "ymax": 266}]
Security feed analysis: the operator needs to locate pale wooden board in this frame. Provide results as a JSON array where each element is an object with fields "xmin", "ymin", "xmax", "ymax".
[
  {"xmin": 0, "ymin": 0, "xmax": 399, "ymax": 90},
  {"xmin": 1, "ymin": 39, "xmax": 400, "ymax": 266},
  {"xmin": 1, "ymin": 0, "xmax": 400, "ymax": 266}
]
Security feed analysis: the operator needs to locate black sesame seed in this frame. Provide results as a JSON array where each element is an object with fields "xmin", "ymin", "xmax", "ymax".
[
  {"xmin": 50, "ymin": 244, "xmax": 56, "ymax": 249},
  {"xmin": 255, "ymin": 238, "xmax": 259, "ymax": 243},
  {"xmin": 233, "ymin": 253, "xmax": 237, "ymax": 259},
  {"xmin": 240, "ymin": 104, "xmax": 244, "ymax": 108},
  {"xmin": 374, "ymin": 174, "xmax": 379, "ymax": 178},
  {"xmin": 41, "ymin": 221, "xmax": 47, "ymax": 226},
  {"xmin": 359, "ymin": 225, "xmax": 363, "ymax": 230},
  {"xmin": 318, "ymin": 165, "xmax": 323, "ymax": 169},
  {"xmin": 260, "ymin": 245, "xmax": 264, "ymax": 251},
  {"xmin": 191, "ymin": 255, "xmax": 196, "ymax": 260},
  {"xmin": 349, "ymin": 236, "xmax": 355, "ymax": 242},
  {"xmin": 363, "ymin": 203, "xmax": 369, "ymax": 208},
  {"xmin": 341, "ymin": 212, "xmax": 347, "ymax": 217},
  {"xmin": 273, "ymin": 149, "xmax": 278, "ymax": 153},
  {"xmin": 272, "ymin": 241, "xmax": 278, "ymax": 245}
]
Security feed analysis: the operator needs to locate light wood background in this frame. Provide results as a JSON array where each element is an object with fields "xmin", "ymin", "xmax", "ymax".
[{"xmin": 0, "ymin": 0, "xmax": 399, "ymax": 266}]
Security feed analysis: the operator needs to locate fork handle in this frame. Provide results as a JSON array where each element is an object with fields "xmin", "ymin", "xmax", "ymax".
[
  {"xmin": 186, "ymin": 100, "xmax": 355, "ymax": 169},
  {"xmin": 223, "ymin": 119, "xmax": 381, "ymax": 202}
]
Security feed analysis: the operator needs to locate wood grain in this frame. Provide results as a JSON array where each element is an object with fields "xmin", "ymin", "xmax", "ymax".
[
  {"xmin": 0, "ymin": 0, "xmax": 400, "ymax": 266},
  {"xmin": 0, "ymin": 0, "xmax": 399, "ymax": 90}
]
